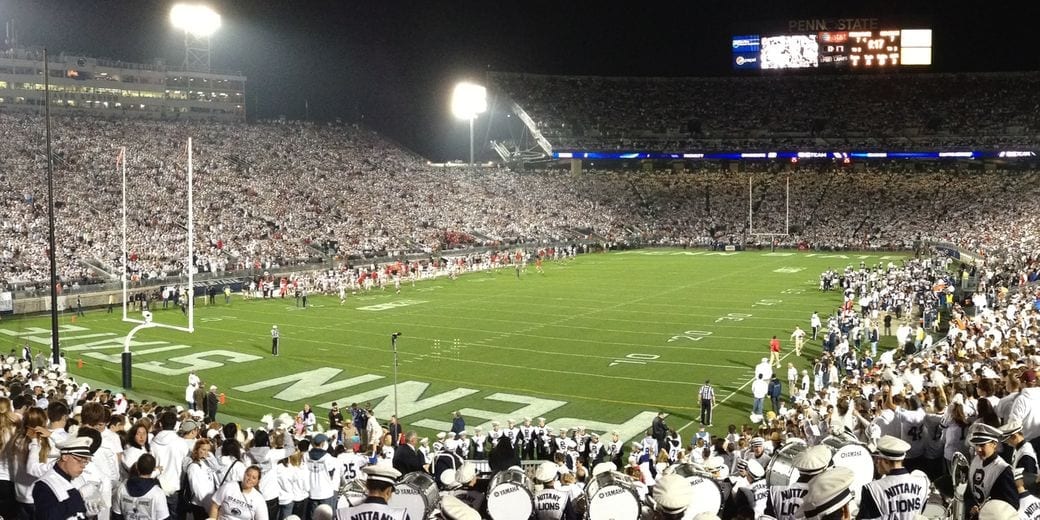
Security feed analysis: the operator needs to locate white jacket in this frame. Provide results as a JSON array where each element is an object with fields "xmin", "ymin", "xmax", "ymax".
[
  {"xmin": 1009, "ymin": 388, "xmax": 1040, "ymax": 442},
  {"xmin": 150, "ymin": 430, "xmax": 190, "ymax": 496}
]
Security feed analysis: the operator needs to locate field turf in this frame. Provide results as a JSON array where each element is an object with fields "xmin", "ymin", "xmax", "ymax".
[{"xmin": 1, "ymin": 249, "xmax": 909, "ymax": 443}]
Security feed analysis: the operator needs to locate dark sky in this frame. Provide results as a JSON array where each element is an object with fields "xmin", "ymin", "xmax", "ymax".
[{"xmin": 2, "ymin": 1, "xmax": 1036, "ymax": 160}]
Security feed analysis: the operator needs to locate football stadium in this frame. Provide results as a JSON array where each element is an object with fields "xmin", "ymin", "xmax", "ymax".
[{"xmin": 0, "ymin": 4, "xmax": 1038, "ymax": 520}]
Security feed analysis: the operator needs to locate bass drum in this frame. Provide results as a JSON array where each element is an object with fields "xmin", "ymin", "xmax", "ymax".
[
  {"xmin": 486, "ymin": 469, "xmax": 535, "ymax": 520},
  {"xmin": 821, "ymin": 436, "xmax": 873, "ymax": 493},
  {"xmin": 766, "ymin": 441, "xmax": 808, "ymax": 488},
  {"xmin": 389, "ymin": 471, "xmax": 440, "ymax": 520},
  {"xmin": 585, "ymin": 471, "xmax": 648, "ymax": 520},
  {"xmin": 671, "ymin": 464, "xmax": 724, "ymax": 518}
]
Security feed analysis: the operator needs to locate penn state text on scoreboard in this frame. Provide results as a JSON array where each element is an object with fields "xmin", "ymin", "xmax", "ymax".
[{"xmin": 732, "ymin": 28, "xmax": 932, "ymax": 70}]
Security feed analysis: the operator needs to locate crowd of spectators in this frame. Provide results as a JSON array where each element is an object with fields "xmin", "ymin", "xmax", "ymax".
[{"xmin": 491, "ymin": 71, "xmax": 1040, "ymax": 152}]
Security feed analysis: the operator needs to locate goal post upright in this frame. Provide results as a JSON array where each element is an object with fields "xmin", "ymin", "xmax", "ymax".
[{"xmin": 119, "ymin": 138, "xmax": 196, "ymax": 389}]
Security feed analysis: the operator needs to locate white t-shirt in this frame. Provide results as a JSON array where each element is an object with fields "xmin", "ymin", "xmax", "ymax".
[{"xmin": 212, "ymin": 481, "xmax": 269, "ymax": 520}]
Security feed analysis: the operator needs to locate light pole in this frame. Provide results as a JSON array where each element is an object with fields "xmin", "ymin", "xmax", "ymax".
[
  {"xmin": 169, "ymin": 3, "xmax": 222, "ymax": 73},
  {"xmin": 451, "ymin": 82, "xmax": 487, "ymax": 165},
  {"xmin": 391, "ymin": 332, "xmax": 402, "ymax": 418}
]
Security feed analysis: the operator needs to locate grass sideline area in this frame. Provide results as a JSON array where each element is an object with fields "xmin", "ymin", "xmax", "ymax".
[{"xmin": 1, "ymin": 249, "xmax": 912, "ymax": 443}]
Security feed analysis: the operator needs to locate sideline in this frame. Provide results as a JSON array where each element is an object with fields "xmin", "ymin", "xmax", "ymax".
[{"xmin": 71, "ymin": 372, "xmax": 262, "ymax": 427}]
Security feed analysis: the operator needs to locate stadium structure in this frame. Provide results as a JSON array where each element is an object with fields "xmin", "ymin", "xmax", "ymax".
[
  {"xmin": 0, "ymin": 46, "xmax": 245, "ymax": 120},
  {"xmin": 3, "ymin": 12, "xmax": 1040, "ymax": 520}
]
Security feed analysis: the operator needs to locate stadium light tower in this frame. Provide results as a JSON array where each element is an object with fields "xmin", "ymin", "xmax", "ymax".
[
  {"xmin": 452, "ymin": 82, "xmax": 487, "ymax": 165},
  {"xmin": 169, "ymin": 3, "xmax": 221, "ymax": 72}
]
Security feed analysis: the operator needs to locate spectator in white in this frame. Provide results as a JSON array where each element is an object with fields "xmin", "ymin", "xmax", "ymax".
[
  {"xmin": 121, "ymin": 422, "xmax": 151, "ymax": 475},
  {"xmin": 217, "ymin": 438, "xmax": 246, "ymax": 486},
  {"xmin": 755, "ymin": 358, "xmax": 773, "ymax": 382},
  {"xmin": 751, "ymin": 374, "xmax": 769, "ymax": 417},
  {"xmin": 306, "ymin": 434, "xmax": 339, "ymax": 517},
  {"xmin": 298, "ymin": 404, "xmax": 316, "ymax": 433},
  {"xmin": 246, "ymin": 428, "xmax": 294, "ymax": 520},
  {"xmin": 277, "ymin": 451, "xmax": 308, "ymax": 520},
  {"xmin": 1009, "ymin": 369, "xmax": 1040, "ymax": 452},
  {"xmin": 185, "ymin": 438, "xmax": 217, "ymax": 520},
  {"xmin": 113, "ymin": 453, "xmax": 169, "ymax": 520},
  {"xmin": 210, "ymin": 464, "xmax": 268, "ymax": 520},
  {"xmin": 185, "ymin": 382, "xmax": 197, "ymax": 411},
  {"xmin": 366, "ymin": 411, "xmax": 383, "ymax": 454},
  {"xmin": 150, "ymin": 411, "xmax": 190, "ymax": 518}
]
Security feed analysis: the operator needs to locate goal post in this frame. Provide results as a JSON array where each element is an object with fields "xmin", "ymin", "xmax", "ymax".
[
  {"xmin": 747, "ymin": 172, "xmax": 791, "ymax": 243},
  {"xmin": 119, "ymin": 138, "xmax": 196, "ymax": 388}
]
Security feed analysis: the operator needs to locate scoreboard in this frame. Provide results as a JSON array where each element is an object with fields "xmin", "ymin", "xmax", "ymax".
[{"xmin": 733, "ymin": 28, "xmax": 931, "ymax": 70}]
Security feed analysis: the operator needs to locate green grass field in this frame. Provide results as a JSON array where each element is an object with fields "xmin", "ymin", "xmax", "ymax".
[{"xmin": 1, "ymin": 249, "xmax": 910, "ymax": 443}]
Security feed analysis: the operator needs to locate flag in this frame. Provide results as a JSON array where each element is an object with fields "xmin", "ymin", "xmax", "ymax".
[{"xmin": 115, "ymin": 147, "xmax": 125, "ymax": 167}]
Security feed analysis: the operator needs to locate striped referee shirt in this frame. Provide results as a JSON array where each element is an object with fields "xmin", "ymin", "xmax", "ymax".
[{"xmin": 700, "ymin": 384, "xmax": 715, "ymax": 401}]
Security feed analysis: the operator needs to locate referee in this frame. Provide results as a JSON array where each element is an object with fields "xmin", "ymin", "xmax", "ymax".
[
  {"xmin": 271, "ymin": 325, "xmax": 279, "ymax": 356},
  {"xmin": 699, "ymin": 380, "xmax": 716, "ymax": 426}
]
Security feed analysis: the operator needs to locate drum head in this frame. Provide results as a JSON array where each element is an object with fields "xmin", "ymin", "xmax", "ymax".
[
  {"xmin": 921, "ymin": 503, "xmax": 946, "ymax": 520},
  {"xmin": 685, "ymin": 476, "xmax": 723, "ymax": 517},
  {"xmin": 487, "ymin": 482, "xmax": 534, "ymax": 520},
  {"xmin": 587, "ymin": 481, "xmax": 641, "ymax": 520},
  {"xmin": 833, "ymin": 444, "xmax": 873, "ymax": 490},
  {"xmin": 389, "ymin": 473, "xmax": 438, "ymax": 520},
  {"xmin": 388, "ymin": 486, "xmax": 429, "ymax": 520}
]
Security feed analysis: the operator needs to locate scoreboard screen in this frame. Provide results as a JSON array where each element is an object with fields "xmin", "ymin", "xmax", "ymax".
[{"xmin": 733, "ymin": 28, "xmax": 931, "ymax": 70}]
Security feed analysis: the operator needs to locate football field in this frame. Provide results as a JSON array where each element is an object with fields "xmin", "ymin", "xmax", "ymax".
[{"xmin": 2, "ymin": 249, "xmax": 910, "ymax": 443}]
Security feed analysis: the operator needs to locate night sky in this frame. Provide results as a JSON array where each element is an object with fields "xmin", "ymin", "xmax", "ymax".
[{"xmin": 2, "ymin": 1, "xmax": 1036, "ymax": 160}]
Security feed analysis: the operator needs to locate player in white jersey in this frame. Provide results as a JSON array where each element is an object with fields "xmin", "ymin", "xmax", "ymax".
[
  {"xmin": 338, "ymin": 446, "xmax": 369, "ymax": 485},
  {"xmin": 892, "ymin": 394, "xmax": 926, "ymax": 471}
]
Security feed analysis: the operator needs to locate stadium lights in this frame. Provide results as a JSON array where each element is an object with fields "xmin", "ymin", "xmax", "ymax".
[
  {"xmin": 169, "ymin": 4, "xmax": 222, "ymax": 37},
  {"xmin": 452, "ymin": 82, "xmax": 487, "ymax": 165}
]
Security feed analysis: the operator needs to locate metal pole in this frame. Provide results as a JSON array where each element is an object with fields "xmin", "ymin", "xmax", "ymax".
[
  {"xmin": 748, "ymin": 174, "xmax": 753, "ymax": 238},
  {"xmin": 469, "ymin": 117, "xmax": 475, "ymax": 166},
  {"xmin": 392, "ymin": 334, "xmax": 399, "ymax": 418},
  {"xmin": 786, "ymin": 174, "xmax": 790, "ymax": 235},
  {"xmin": 187, "ymin": 137, "xmax": 195, "ymax": 332},
  {"xmin": 44, "ymin": 49, "xmax": 61, "ymax": 365},
  {"xmin": 121, "ymin": 146, "xmax": 127, "ymax": 321}
]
